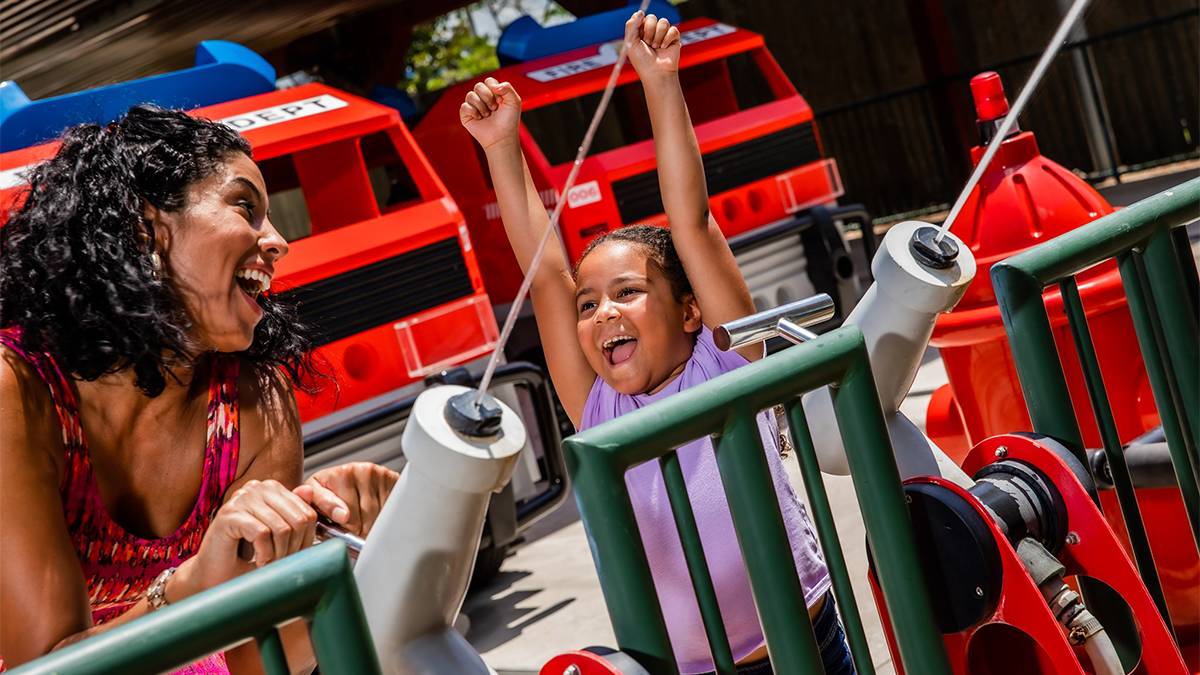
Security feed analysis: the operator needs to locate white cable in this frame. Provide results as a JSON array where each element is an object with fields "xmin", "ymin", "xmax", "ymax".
[
  {"xmin": 936, "ymin": 0, "xmax": 1092, "ymax": 242},
  {"xmin": 476, "ymin": 0, "xmax": 654, "ymax": 397}
]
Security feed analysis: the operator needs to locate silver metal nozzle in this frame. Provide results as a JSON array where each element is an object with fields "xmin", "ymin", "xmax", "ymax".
[{"xmin": 714, "ymin": 294, "xmax": 835, "ymax": 351}]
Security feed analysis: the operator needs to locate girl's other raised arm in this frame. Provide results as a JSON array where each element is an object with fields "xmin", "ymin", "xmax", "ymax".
[
  {"xmin": 626, "ymin": 12, "xmax": 760, "ymax": 362},
  {"xmin": 460, "ymin": 79, "xmax": 595, "ymax": 425}
]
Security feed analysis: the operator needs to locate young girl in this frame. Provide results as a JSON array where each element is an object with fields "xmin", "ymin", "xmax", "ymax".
[{"xmin": 460, "ymin": 12, "xmax": 855, "ymax": 675}]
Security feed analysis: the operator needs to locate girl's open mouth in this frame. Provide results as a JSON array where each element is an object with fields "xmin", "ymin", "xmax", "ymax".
[{"xmin": 603, "ymin": 335, "xmax": 638, "ymax": 365}]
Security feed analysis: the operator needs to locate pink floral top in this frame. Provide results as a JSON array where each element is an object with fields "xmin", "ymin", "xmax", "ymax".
[{"xmin": 0, "ymin": 328, "xmax": 239, "ymax": 673}]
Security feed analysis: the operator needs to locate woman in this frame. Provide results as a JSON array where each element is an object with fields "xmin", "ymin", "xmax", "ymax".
[{"xmin": 0, "ymin": 105, "xmax": 397, "ymax": 672}]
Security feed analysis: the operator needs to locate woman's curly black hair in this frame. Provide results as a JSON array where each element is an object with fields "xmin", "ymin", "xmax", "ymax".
[{"xmin": 0, "ymin": 104, "xmax": 318, "ymax": 397}]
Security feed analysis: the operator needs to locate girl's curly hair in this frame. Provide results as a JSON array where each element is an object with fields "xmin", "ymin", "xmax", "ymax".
[
  {"xmin": 576, "ymin": 224, "xmax": 693, "ymax": 301},
  {"xmin": 0, "ymin": 104, "xmax": 318, "ymax": 397}
]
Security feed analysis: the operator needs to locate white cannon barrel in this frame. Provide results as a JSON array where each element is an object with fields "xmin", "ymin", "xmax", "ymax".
[
  {"xmin": 354, "ymin": 384, "xmax": 526, "ymax": 675},
  {"xmin": 801, "ymin": 220, "xmax": 975, "ymax": 486}
]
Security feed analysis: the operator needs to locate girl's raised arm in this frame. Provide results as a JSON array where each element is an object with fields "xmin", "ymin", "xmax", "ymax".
[
  {"xmin": 626, "ymin": 13, "xmax": 761, "ymax": 362},
  {"xmin": 461, "ymin": 79, "xmax": 595, "ymax": 425}
]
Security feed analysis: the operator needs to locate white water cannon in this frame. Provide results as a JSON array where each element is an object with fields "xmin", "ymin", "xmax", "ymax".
[
  {"xmin": 352, "ymin": 385, "xmax": 526, "ymax": 675},
  {"xmin": 718, "ymin": 220, "xmax": 975, "ymax": 487}
]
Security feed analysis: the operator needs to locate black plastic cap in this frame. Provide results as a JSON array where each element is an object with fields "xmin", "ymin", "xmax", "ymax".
[
  {"xmin": 445, "ymin": 390, "xmax": 504, "ymax": 437},
  {"xmin": 909, "ymin": 226, "xmax": 960, "ymax": 269}
]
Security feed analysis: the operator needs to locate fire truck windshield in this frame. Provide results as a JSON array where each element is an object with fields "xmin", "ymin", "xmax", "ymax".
[
  {"xmin": 521, "ymin": 50, "xmax": 778, "ymax": 166},
  {"xmin": 256, "ymin": 130, "xmax": 422, "ymax": 242}
]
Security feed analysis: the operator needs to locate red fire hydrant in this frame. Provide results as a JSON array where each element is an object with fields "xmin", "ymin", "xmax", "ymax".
[{"xmin": 925, "ymin": 72, "xmax": 1198, "ymax": 650}]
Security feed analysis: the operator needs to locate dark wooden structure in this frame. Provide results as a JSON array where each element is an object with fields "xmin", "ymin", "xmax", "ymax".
[{"xmin": 2, "ymin": 0, "xmax": 1195, "ymax": 218}]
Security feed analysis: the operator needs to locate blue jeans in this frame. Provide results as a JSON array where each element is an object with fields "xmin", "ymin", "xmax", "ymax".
[
  {"xmin": 812, "ymin": 591, "xmax": 856, "ymax": 675},
  {"xmin": 706, "ymin": 592, "xmax": 857, "ymax": 675}
]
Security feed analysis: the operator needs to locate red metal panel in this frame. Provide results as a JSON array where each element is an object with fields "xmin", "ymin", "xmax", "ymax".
[{"xmin": 293, "ymin": 138, "xmax": 379, "ymax": 233}]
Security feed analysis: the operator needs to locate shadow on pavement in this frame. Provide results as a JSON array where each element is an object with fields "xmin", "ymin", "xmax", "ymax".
[{"xmin": 464, "ymin": 569, "xmax": 578, "ymax": 654}]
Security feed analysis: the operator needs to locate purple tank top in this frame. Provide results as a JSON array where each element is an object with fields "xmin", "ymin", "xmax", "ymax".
[{"xmin": 581, "ymin": 326, "xmax": 830, "ymax": 674}]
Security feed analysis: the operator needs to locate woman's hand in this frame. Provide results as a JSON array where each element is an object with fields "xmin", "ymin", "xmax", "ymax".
[
  {"xmin": 174, "ymin": 479, "xmax": 318, "ymax": 598},
  {"xmin": 296, "ymin": 462, "xmax": 400, "ymax": 538},
  {"xmin": 625, "ymin": 11, "xmax": 682, "ymax": 83},
  {"xmin": 460, "ymin": 77, "xmax": 522, "ymax": 151}
]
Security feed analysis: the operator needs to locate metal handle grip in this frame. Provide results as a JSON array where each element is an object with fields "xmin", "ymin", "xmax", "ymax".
[
  {"xmin": 238, "ymin": 517, "xmax": 364, "ymax": 563},
  {"xmin": 714, "ymin": 294, "xmax": 835, "ymax": 351}
]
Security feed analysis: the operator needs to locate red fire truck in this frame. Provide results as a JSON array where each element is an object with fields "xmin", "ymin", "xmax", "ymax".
[
  {"xmin": 412, "ymin": 3, "xmax": 872, "ymax": 355},
  {"xmin": 0, "ymin": 42, "xmax": 567, "ymax": 583}
]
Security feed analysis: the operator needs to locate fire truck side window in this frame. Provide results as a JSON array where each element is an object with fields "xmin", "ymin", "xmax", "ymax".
[
  {"xmin": 725, "ymin": 52, "xmax": 778, "ymax": 114},
  {"xmin": 521, "ymin": 52, "xmax": 781, "ymax": 166},
  {"xmin": 361, "ymin": 131, "xmax": 421, "ymax": 212},
  {"xmin": 258, "ymin": 155, "xmax": 313, "ymax": 242}
]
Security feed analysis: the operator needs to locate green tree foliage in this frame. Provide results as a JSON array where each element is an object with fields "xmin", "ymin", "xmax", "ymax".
[
  {"xmin": 403, "ymin": 1, "xmax": 575, "ymax": 99},
  {"xmin": 405, "ymin": 9, "xmax": 499, "ymax": 98}
]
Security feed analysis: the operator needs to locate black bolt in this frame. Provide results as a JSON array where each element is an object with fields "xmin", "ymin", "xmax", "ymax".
[
  {"xmin": 909, "ymin": 226, "xmax": 960, "ymax": 269},
  {"xmin": 444, "ymin": 390, "xmax": 504, "ymax": 437}
]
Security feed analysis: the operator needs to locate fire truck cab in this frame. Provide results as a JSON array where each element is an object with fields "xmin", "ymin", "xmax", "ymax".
[
  {"xmin": 0, "ymin": 41, "xmax": 566, "ymax": 583},
  {"xmin": 413, "ymin": 1, "xmax": 868, "ymax": 351}
]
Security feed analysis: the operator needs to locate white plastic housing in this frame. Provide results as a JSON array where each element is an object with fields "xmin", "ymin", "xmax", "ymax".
[
  {"xmin": 803, "ymin": 221, "xmax": 975, "ymax": 486},
  {"xmin": 354, "ymin": 384, "xmax": 526, "ymax": 674}
]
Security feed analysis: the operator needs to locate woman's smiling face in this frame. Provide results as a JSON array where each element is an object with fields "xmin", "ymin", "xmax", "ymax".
[
  {"xmin": 574, "ymin": 240, "xmax": 701, "ymax": 395},
  {"xmin": 150, "ymin": 152, "xmax": 288, "ymax": 354}
]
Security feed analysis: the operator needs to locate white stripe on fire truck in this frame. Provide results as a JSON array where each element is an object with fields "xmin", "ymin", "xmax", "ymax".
[
  {"xmin": 220, "ymin": 94, "xmax": 349, "ymax": 134},
  {"xmin": 525, "ymin": 23, "xmax": 736, "ymax": 83},
  {"xmin": 0, "ymin": 164, "xmax": 32, "ymax": 190}
]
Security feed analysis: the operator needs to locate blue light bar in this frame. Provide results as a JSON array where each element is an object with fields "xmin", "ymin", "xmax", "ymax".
[
  {"xmin": 497, "ymin": 0, "xmax": 680, "ymax": 65},
  {"xmin": 0, "ymin": 40, "xmax": 275, "ymax": 152}
]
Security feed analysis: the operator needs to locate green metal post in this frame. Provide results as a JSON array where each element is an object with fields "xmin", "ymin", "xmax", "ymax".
[
  {"xmin": 1060, "ymin": 277, "xmax": 1173, "ymax": 632},
  {"xmin": 716, "ymin": 412, "xmax": 822, "ymax": 674},
  {"xmin": 309, "ymin": 547, "xmax": 383, "ymax": 674},
  {"xmin": 1170, "ymin": 226, "xmax": 1199, "ymax": 315},
  {"xmin": 564, "ymin": 438, "xmax": 679, "ymax": 674},
  {"xmin": 833, "ymin": 348, "xmax": 952, "ymax": 675},
  {"xmin": 1119, "ymin": 251, "xmax": 1200, "ymax": 546},
  {"xmin": 786, "ymin": 405, "xmax": 877, "ymax": 675},
  {"xmin": 1142, "ymin": 229, "xmax": 1200, "ymax": 451},
  {"xmin": 991, "ymin": 263, "xmax": 1087, "ymax": 455},
  {"xmin": 661, "ymin": 451, "xmax": 738, "ymax": 675},
  {"xmin": 257, "ymin": 630, "xmax": 289, "ymax": 675}
]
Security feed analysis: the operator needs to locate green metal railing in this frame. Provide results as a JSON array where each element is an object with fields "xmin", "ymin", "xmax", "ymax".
[
  {"xmin": 10, "ymin": 541, "xmax": 381, "ymax": 675},
  {"xmin": 992, "ymin": 178, "xmax": 1200, "ymax": 640},
  {"xmin": 565, "ymin": 326, "xmax": 951, "ymax": 675}
]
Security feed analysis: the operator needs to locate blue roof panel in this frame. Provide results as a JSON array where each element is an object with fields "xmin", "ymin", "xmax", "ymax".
[
  {"xmin": 497, "ymin": 1, "xmax": 680, "ymax": 65},
  {"xmin": 0, "ymin": 40, "xmax": 275, "ymax": 152}
]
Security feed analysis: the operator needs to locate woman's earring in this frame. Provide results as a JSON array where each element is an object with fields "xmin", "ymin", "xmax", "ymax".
[{"xmin": 149, "ymin": 252, "xmax": 162, "ymax": 275}]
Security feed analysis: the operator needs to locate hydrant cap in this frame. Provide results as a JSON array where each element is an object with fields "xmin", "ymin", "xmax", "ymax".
[{"xmin": 971, "ymin": 72, "xmax": 1009, "ymax": 122}]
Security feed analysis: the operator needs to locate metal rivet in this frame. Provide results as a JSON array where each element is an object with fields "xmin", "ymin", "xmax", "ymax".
[
  {"xmin": 975, "ymin": 587, "xmax": 984, "ymax": 597},
  {"xmin": 994, "ymin": 446, "xmax": 1008, "ymax": 459},
  {"xmin": 1066, "ymin": 532, "xmax": 1080, "ymax": 545},
  {"xmin": 564, "ymin": 666, "xmax": 582, "ymax": 675},
  {"xmin": 905, "ymin": 494, "xmax": 912, "ymax": 504}
]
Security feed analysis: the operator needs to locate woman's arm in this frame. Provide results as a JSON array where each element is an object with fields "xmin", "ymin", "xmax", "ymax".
[
  {"xmin": 461, "ymin": 78, "xmax": 596, "ymax": 425},
  {"xmin": 0, "ymin": 352, "xmax": 94, "ymax": 665},
  {"xmin": 626, "ymin": 12, "xmax": 761, "ymax": 362},
  {"xmin": 219, "ymin": 366, "xmax": 315, "ymax": 675}
]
